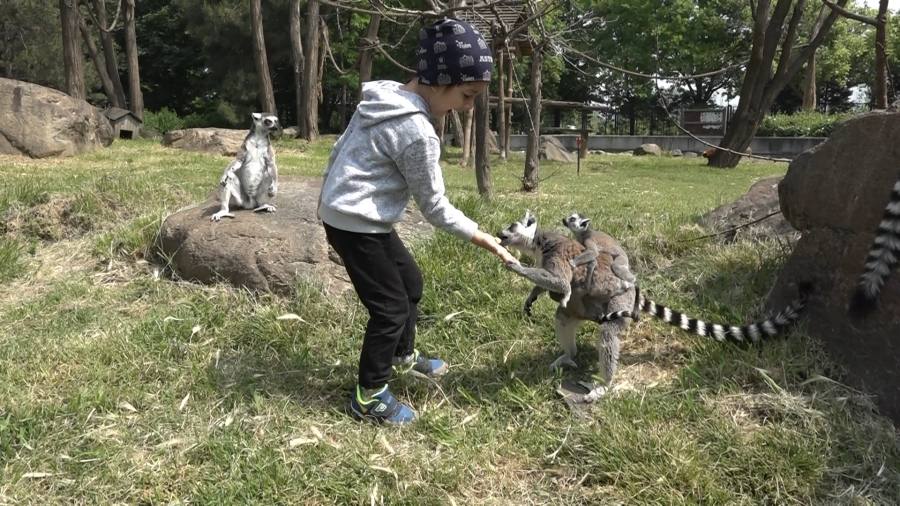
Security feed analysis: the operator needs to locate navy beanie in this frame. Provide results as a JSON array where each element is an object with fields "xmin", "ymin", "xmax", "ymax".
[{"xmin": 417, "ymin": 18, "xmax": 494, "ymax": 86}]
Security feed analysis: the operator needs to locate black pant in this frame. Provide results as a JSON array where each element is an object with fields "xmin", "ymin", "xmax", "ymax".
[{"xmin": 323, "ymin": 222, "xmax": 423, "ymax": 389}]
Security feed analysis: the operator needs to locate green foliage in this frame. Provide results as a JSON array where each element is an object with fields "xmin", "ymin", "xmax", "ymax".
[
  {"xmin": 142, "ymin": 108, "xmax": 184, "ymax": 134},
  {"xmin": 0, "ymin": 236, "xmax": 32, "ymax": 284},
  {"xmin": 757, "ymin": 111, "xmax": 857, "ymax": 137}
]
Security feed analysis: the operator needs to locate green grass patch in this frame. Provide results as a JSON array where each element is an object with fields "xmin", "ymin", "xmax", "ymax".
[{"xmin": 0, "ymin": 139, "xmax": 898, "ymax": 504}]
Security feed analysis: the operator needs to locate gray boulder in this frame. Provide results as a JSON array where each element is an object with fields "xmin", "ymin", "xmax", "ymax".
[
  {"xmin": 765, "ymin": 105, "xmax": 900, "ymax": 425},
  {"xmin": 157, "ymin": 176, "xmax": 434, "ymax": 296},
  {"xmin": 162, "ymin": 128, "xmax": 248, "ymax": 157},
  {"xmin": 0, "ymin": 77, "xmax": 114, "ymax": 158}
]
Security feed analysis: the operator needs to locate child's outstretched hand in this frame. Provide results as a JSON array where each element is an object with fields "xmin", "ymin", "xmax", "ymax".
[{"xmin": 471, "ymin": 231, "xmax": 519, "ymax": 265}]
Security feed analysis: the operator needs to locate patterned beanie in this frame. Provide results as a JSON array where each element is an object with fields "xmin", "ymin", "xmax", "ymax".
[{"xmin": 417, "ymin": 18, "xmax": 494, "ymax": 86}]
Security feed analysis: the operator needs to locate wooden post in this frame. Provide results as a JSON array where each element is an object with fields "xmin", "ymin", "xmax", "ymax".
[
  {"xmin": 496, "ymin": 48, "xmax": 507, "ymax": 160},
  {"xmin": 576, "ymin": 136, "xmax": 581, "ymax": 175},
  {"xmin": 579, "ymin": 110, "xmax": 589, "ymax": 160},
  {"xmin": 504, "ymin": 52, "xmax": 513, "ymax": 159}
]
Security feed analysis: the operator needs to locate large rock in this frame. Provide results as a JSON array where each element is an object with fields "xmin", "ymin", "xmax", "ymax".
[
  {"xmin": 162, "ymin": 128, "xmax": 248, "ymax": 156},
  {"xmin": 633, "ymin": 143, "xmax": 661, "ymax": 156},
  {"xmin": 539, "ymin": 135, "xmax": 575, "ymax": 163},
  {"xmin": 764, "ymin": 105, "xmax": 900, "ymax": 425},
  {"xmin": 700, "ymin": 176, "xmax": 798, "ymax": 243},
  {"xmin": 157, "ymin": 176, "xmax": 434, "ymax": 296},
  {"xmin": 0, "ymin": 78, "xmax": 114, "ymax": 158}
]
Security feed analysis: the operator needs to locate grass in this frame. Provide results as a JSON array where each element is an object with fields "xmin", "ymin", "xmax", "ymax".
[{"xmin": 1, "ymin": 139, "xmax": 899, "ymax": 505}]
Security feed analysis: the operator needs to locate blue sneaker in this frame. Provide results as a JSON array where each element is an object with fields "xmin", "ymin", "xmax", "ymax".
[
  {"xmin": 348, "ymin": 385, "xmax": 415, "ymax": 425},
  {"xmin": 393, "ymin": 349, "xmax": 449, "ymax": 379}
]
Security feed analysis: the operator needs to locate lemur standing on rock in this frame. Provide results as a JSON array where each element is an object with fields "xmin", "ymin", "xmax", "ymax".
[{"xmin": 211, "ymin": 112, "xmax": 279, "ymax": 222}]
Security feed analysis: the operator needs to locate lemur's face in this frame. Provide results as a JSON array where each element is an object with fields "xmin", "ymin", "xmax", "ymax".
[
  {"xmin": 496, "ymin": 211, "xmax": 538, "ymax": 250},
  {"xmin": 252, "ymin": 112, "xmax": 279, "ymax": 132},
  {"xmin": 562, "ymin": 213, "xmax": 591, "ymax": 233},
  {"xmin": 428, "ymin": 81, "xmax": 488, "ymax": 117}
]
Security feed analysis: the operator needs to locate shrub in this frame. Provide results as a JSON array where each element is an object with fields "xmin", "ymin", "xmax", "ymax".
[
  {"xmin": 142, "ymin": 107, "xmax": 184, "ymax": 134},
  {"xmin": 757, "ymin": 110, "xmax": 857, "ymax": 137}
]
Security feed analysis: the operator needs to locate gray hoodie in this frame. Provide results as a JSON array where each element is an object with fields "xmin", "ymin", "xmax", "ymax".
[{"xmin": 318, "ymin": 80, "xmax": 479, "ymax": 241}]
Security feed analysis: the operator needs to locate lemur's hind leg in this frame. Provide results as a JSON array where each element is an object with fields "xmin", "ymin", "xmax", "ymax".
[
  {"xmin": 611, "ymin": 256, "xmax": 635, "ymax": 284},
  {"xmin": 506, "ymin": 262, "xmax": 572, "ymax": 308},
  {"xmin": 252, "ymin": 172, "xmax": 277, "ymax": 213},
  {"xmin": 211, "ymin": 172, "xmax": 244, "ymax": 221},
  {"xmin": 582, "ymin": 287, "xmax": 634, "ymax": 403},
  {"xmin": 570, "ymin": 248, "xmax": 598, "ymax": 292},
  {"xmin": 550, "ymin": 307, "xmax": 582, "ymax": 371}
]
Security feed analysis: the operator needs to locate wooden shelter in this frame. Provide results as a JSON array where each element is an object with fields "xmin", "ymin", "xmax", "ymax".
[
  {"xmin": 102, "ymin": 107, "xmax": 142, "ymax": 140},
  {"xmin": 454, "ymin": 1, "xmax": 534, "ymax": 157}
]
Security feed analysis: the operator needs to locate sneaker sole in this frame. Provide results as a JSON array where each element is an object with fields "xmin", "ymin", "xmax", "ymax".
[{"xmin": 348, "ymin": 404, "xmax": 414, "ymax": 425}]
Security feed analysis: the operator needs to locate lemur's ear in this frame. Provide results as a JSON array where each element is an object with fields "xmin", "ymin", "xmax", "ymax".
[
  {"xmin": 524, "ymin": 210, "xmax": 536, "ymax": 227},
  {"xmin": 252, "ymin": 112, "xmax": 263, "ymax": 121}
]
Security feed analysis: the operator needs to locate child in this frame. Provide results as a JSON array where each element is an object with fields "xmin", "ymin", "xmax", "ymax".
[{"xmin": 317, "ymin": 18, "xmax": 518, "ymax": 425}]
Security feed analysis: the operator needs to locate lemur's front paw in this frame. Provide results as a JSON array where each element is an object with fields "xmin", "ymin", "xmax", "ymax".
[
  {"xmin": 505, "ymin": 261, "xmax": 521, "ymax": 272},
  {"xmin": 268, "ymin": 186, "xmax": 277, "ymax": 197},
  {"xmin": 568, "ymin": 259, "xmax": 578, "ymax": 268}
]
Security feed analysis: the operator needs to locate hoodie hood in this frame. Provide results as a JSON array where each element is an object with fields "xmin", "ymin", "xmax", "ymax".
[{"xmin": 357, "ymin": 80, "xmax": 431, "ymax": 128}]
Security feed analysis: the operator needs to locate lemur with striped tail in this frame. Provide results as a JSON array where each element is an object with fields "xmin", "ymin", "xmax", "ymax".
[
  {"xmin": 849, "ymin": 178, "xmax": 900, "ymax": 318},
  {"xmin": 497, "ymin": 211, "xmax": 811, "ymax": 402}
]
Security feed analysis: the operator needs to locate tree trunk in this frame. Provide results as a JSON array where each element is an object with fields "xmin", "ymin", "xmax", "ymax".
[
  {"xmin": 710, "ymin": 0, "xmax": 847, "ymax": 168},
  {"xmin": 496, "ymin": 48, "xmax": 507, "ymax": 159},
  {"xmin": 522, "ymin": 47, "xmax": 542, "ymax": 192},
  {"xmin": 78, "ymin": 12, "xmax": 120, "ymax": 108},
  {"xmin": 801, "ymin": 55, "xmax": 817, "ymax": 111},
  {"xmin": 299, "ymin": 0, "xmax": 320, "ymax": 141},
  {"xmin": 289, "ymin": 0, "xmax": 304, "ymax": 130},
  {"xmin": 873, "ymin": 0, "xmax": 889, "ymax": 109},
  {"xmin": 460, "ymin": 109, "xmax": 474, "ymax": 167},
  {"xmin": 357, "ymin": 14, "xmax": 381, "ymax": 101},
  {"xmin": 250, "ymin": 0, "xmax": 276, "ymax": 114},
  {"xmin": 123, "ymin": 0, "xmax": 143, "ymax": 120},
  {"xmin": 94, "ymin": 0, "xmax": 127, "ymax": 109},
  {"xmin": 801, "ymin": 6, "xmax": 829, "ymax": 111},
  {"xmin": 434, "ymin": 116, "xmax": 446, "ymax": 158},
  {"xmin": 317, "ymin": 18, "xmax": 327, "ymax": 105},
  {"xmin": 59, "ymin": 0, "xmax": 86, "ymax": 100},
  {"xmin": 475, "ymin": 92, "xmax": 492, "ymax": 198},
  {"xmin": 448, "ymin": 110, "xmax": 463, "ymax": 147},
  {"xmin": 504, "ymin": 56, "xmax": 513, "ymax": 159},
  {"xmin": 341, "ymin": 81, "xmax": 348, "ymax": 131}
]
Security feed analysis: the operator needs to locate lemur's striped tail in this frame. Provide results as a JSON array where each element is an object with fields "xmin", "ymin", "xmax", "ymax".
[
  {"xmin": 849, "ymin": 179, "xmax": 900, "ymax": 318},
  {"xmin": 595, "ymin": 283, "xmax": 811, "ymax": 344}
]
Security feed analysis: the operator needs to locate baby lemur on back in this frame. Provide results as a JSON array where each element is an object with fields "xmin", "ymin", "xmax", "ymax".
[
  {"xmin": 497, "ymin": 210, "xmax": 634, "ymax": 313},
  {"xmin": 562, "ymin": 212, "xmax": 636, "ymax": 315},
  {"xmin": 211, "ymin": 112, "xmax": 280, "ymax": 222}
]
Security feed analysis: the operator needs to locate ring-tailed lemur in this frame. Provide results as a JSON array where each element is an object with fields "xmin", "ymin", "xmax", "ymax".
[
  {"xmin": 593, "ymin": 283, "xmax": 809, "ymax": 344},
  {"xmin": 211, "ymin": 112, "xmax": 279, "ymax": 222},
  {"xmin": 497, "ymin": 210, "xmax": 634, "ymax": 312},
  {"xmin": 849, "ymin": 178, "xmax": 900, "ymax": 318},
  {"xmin": 562, "ymin": 212, "xmax": 636, "ymax": 311},
  {"xmin": 497, "ymin": 211, "xmax": 811, "ymax": 402}
]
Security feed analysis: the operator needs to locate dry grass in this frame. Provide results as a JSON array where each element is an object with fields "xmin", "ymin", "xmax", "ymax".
[{"xmin": 1, "ymin": 138, "xmax": 898, "ymax": 504}]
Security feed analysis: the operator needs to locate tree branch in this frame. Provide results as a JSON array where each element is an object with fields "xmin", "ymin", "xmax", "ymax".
[
  {"xmin": 78, "ymin": 0, "xmax": 122, "ymax": 33},
  {"xmin": 822, "ymin": 0, "xmax": 878, "ymax": 25},
  {"xmin": 558, "ymin": 41, "xmax": 749, "ymax": 81}
]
